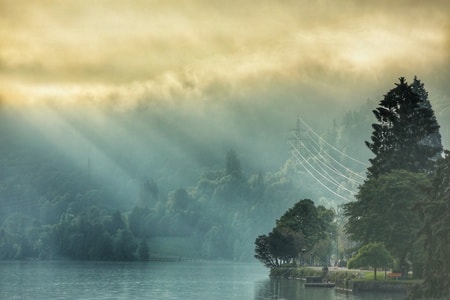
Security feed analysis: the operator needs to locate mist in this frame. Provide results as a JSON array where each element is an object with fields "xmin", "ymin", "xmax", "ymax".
[
  {"xmin": 1, "ymin": 77, "xmax": 448, "ymax": 260},
  {"xmin": 0, "ymin": 0, "xmax": 449, "ymax": 262}
]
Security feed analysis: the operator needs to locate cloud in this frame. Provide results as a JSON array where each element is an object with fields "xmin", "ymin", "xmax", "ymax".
[{"xmin": 0, "ymin": 0, "xmax": 449, "ymax": 109}]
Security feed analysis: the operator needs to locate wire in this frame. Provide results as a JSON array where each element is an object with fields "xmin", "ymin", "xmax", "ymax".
[
  {"xmin": 293, "ymin": 133, "xmax": 364, "ymax": 185},
  {"xmin": 290, "ymin": 142, "xmax": 356, "ymax": 195},
  {"xmin": 304, "ymin": 130, "xmax": 366, "ymax": 181},
  {"xmin": 290, "ymin": 143, "xmax": 354, "ymax": 202},
  {"xmin": 298, "ymin": 116, "xmax": 369, "ymax": 167}
]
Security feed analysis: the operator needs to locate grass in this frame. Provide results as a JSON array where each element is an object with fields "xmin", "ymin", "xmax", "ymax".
[
  {"xmin": 351, "ymin": 269, "xmax": 421, "ymax": 284},
  {"xmin": 272, "ymin": 266, "xmax": 421, "ymax": 285}
]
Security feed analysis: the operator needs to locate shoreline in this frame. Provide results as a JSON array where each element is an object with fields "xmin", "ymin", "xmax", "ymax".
[{"xmin": 270, "ymin": 266, "xmax": 416, "ymax": 295}]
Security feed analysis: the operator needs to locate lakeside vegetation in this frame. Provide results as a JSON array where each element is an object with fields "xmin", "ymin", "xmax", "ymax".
[
  {"xmin": 0, "ymin": 95, "xmax": 374, "ymax": 262},
  {"xmin": 269, "ymin": 265, "xmax": 411, "ymax": 282},
  {"xmin": 255, "ymin": 78, "xmax": 449, "ymax": 300},
  {"xmin": 0, "ymin": 77, "xmax": 448, "ymax": 298}
]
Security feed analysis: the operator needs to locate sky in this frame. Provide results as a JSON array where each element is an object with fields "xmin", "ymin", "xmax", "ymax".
[{"xmin": 1, "ymin": 0, "xmax": 449, "ymax": 112}]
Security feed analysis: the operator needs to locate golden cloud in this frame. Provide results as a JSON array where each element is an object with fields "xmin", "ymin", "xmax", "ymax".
[{"xmin": 0, "ymin": 0, "xmax": 449, "ymax": 108}]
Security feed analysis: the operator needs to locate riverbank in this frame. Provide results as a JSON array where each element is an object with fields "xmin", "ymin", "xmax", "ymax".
[{"xmin": 270, "ymin": 266, "xmax": 416, "ymax": 295}]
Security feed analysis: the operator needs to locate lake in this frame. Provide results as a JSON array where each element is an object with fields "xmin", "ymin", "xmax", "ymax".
[{"xmin": 0, "ymin": 261, "xmax": 406, "ymax": 299}]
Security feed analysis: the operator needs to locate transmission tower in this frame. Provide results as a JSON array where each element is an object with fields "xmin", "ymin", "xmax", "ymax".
[{"xmin": 289, "ymin": 116, "xmax": 366, "ymax": 203}]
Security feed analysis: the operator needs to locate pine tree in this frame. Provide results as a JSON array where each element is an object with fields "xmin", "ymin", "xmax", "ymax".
[
  {"xmin": 413, "ymin": 151, "xmax": 450, "ymax": 299},
  {"xmin": 345, "ymin": 77, "xmax": 444, "ymax": 280},
  {"xmin": 225, "ymin": 149, "xmax": 242, "ymax": 179},
  {"xmin": 410, "ymin": 76, "xmax": 443, "ymax": 160},
  {"xmin": 366, "ymin": 77, "xmax": 442, "ymax": 177}
]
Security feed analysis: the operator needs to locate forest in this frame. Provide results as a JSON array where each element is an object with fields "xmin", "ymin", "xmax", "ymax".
[
  {"xmin": 0, "ymin": 96, "xmax": 375, "ymax": 262},
  {"xmin": 0, "ymin": 77, "xmax": 449, "ymax": 297},
  {"xmin": 252, "ymin": 77, "xmax": 450, "ymax": 300}
]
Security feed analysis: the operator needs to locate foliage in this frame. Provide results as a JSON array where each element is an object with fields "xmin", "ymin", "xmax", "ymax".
[
  {"xmin": 254, "ymin": 234, "xmax": 276, "ymax": 268},
  {"xmin": 276, "ymin": 199, "xmax": 329, "ymax": 250},
  {"xmin": 2, "ymin": 92, "xmax": 445, "ymax": 265},
  {"xmin": 366, "ymin": 77, "xmax": 442, "ymax": 177},
  {"xmin": 225, "ymin": 149, "xmax": 242, "ymax": 180},
  {"xmin": 347, "ymin": 242, "xmax": 393, "ymax": 280},
  {"xmin": 344, "ymin": 170, "xmax": 430, "ymax": 277},
  {"xmin": 345, "ymin": 77, "xmax": 443, "ymax": 280},
  {"xmin": 254, "ymin": 199, "xmax": 335, "ymax": 268},
  {"xmin": 412, "ymin": 151, "xmax": 450, "ymax": 299},
  {"xmin": 137, "ymin": 239, "xmax": 150, "ymax": 261}
]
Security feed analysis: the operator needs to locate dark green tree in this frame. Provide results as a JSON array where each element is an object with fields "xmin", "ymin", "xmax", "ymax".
[
  {"xmin": 276, "ymin": 199, "xmax": 327, "ymax": 251},
  {"xmin": 348, "ymin": 242, "xmax": 393, "ymax": 280},
  {"xmin": 412, "ymin": 151, "xmax": 450, "ymax": 299},
  {"xmin": 366, "ymin": 77, "xmax": 442, "ymax": 177},
  {"xmin": 255, "ymin": 199, "xmax": 334, "ymax": 268},
  {"xmin": 344, "ymin": 170, "xmax": 430, "ymax": 277},
  {"xmin": 254, "ymin": 227, "xmax": 304, "ymax": 267},
  {"xmin": 345, "ymin": 77, "xmax": 443, "ymax": 279},
  {"xmin": 254, "ymin": 234, "xmax": 277, "ymax": 268},
  {"xmin": 269, "ymin": 226, "xmax": 304, "ymax": 265}
]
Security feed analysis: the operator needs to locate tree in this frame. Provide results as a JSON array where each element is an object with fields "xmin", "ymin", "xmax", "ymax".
[
  {"xmin": 111, "ymin": 210, "xmax": 126, "ymax": 234},
  {"xmin": 138, "ymin": 238, "xmax": 150, "ymax": 261},
  {"xmin": 276, "ymin": 199, "xmax": 327, "ymax": 251},
  {"xmin": 167, "ymin": 188, "xmax": 191, "ymax": 213},
  {"xmin": 268, "ymin": 226, "xmax": 304, "ymax": 265},
  {"xmin": 254, "ymin": 228, "xmax": 305, "ymax": 268},
  {"xmin": 226, "ymin": 149, "xmax": 242, "ymax": 179},
  {"xmin": 348, "ymin": 242, "xmax": 393, "ymax": 280},
  {"xmin": 345, "ymin": 77, "xmax": 443, "ymax": 278},
  {"xmin": 413, "ymin": 151, "xmax": 450, "ymax": 299},
  {"xmin": 128, "ymin": 206, "xmax": 154, "ymax": 238},
  {"xmin": 138, "ymin": 179, "xmax": 158, "ymax": 208},
  {"xmin": 344, "ymin": 170, "xmax": 430, "ymax": 277},
  {"xmin": 113, "ymin": 229, "xmax": 137, "ymax": 261},
  {"xmin": 254, "ymin": 199, "xmax": 334, "ymax": 268},
  {"xmin": 254, "ymin": 234, "xmax": 277, "ymax": 268},
  {"xmin": 366, "ymin": 77, "xmax": 442, "ymax": 178}
]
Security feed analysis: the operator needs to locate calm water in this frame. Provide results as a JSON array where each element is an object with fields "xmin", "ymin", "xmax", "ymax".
[{"xmin": 0, "ymin": 261, "xmax": 405, "ymax": 300}]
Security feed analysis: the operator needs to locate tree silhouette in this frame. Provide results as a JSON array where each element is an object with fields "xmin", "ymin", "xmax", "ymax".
[
  {"xmin": 366, "ymin": 77, "xmax": 442, "ymax": 177},
  {"xmin": 414, "ymin": 151, "xmax": 450, "ymax": 299},
  {"xmin": 226, "ymin": 149, "xmax": 242, "ymax": 179}
]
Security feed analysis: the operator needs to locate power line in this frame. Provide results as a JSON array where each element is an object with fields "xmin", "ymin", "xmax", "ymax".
[
  {"xmin": 288, "ymin": 116, "xmax": 372, "ymax": 202},
  {"xmin": 297, "ymin": 116, "xmax": 369, "ymax": 167},
  {"xmin": 303, "ymin": 130, "xmax": 366, "ymax": 181},
  {"xmin": 294, "ymin": 133, "xmax": 364, "ymax": 185},
  {"xmin": 290, "ymin": 142, "xmax": 354, "ymax": 202},
  {"xmin": 291, "ymin": 142, "xmax": 356, "ymax": 195}
]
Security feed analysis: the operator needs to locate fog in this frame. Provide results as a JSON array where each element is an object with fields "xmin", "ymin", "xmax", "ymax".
[
  {"xmin": 1, "ymin": 81, "xmax": 449, "ymax": 260},
  {"xmin": 0, "ymin": 0, "xmax": 449, "ymax": 260}
]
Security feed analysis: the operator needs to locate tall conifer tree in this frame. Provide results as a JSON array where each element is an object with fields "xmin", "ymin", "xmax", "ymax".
[
  {"xmin": 366, "ymin": 77, "xmax": 442, "ymax": 177},
  {"xmin": 345, "ymin": 77, "xmax": 443, "ymax": 278},
  {"xmin": 414, "ymin": 151, "xmax": 450, "ymax": 299}
]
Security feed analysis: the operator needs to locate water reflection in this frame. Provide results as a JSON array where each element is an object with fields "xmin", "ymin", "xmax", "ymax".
[
  {"xmin": 0, "ymin": 261, "xmax": 406, "ymax": 300},
  {"xmin": 255, "ymin": 278, "xmax": 333, "ymax": 299},
  {"xmin": 254, "ymin": 278, "xmax": 406, "ymax": 300}
]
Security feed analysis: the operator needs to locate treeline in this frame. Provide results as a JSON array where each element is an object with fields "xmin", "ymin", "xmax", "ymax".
[
  {"xmin": 341, "ymin": 77, "xmax": 449, "ymax": 300},
  {"xmin": 0, "ymin": 141, "xmax": 313, "ymax": 261},
  {"xmin": 0, "ymin": 91, "xmax": 406, "ymax": 262},
  {"xmin": 250, "ymin": 77, "xmax": 449, "ymax": 299}
]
